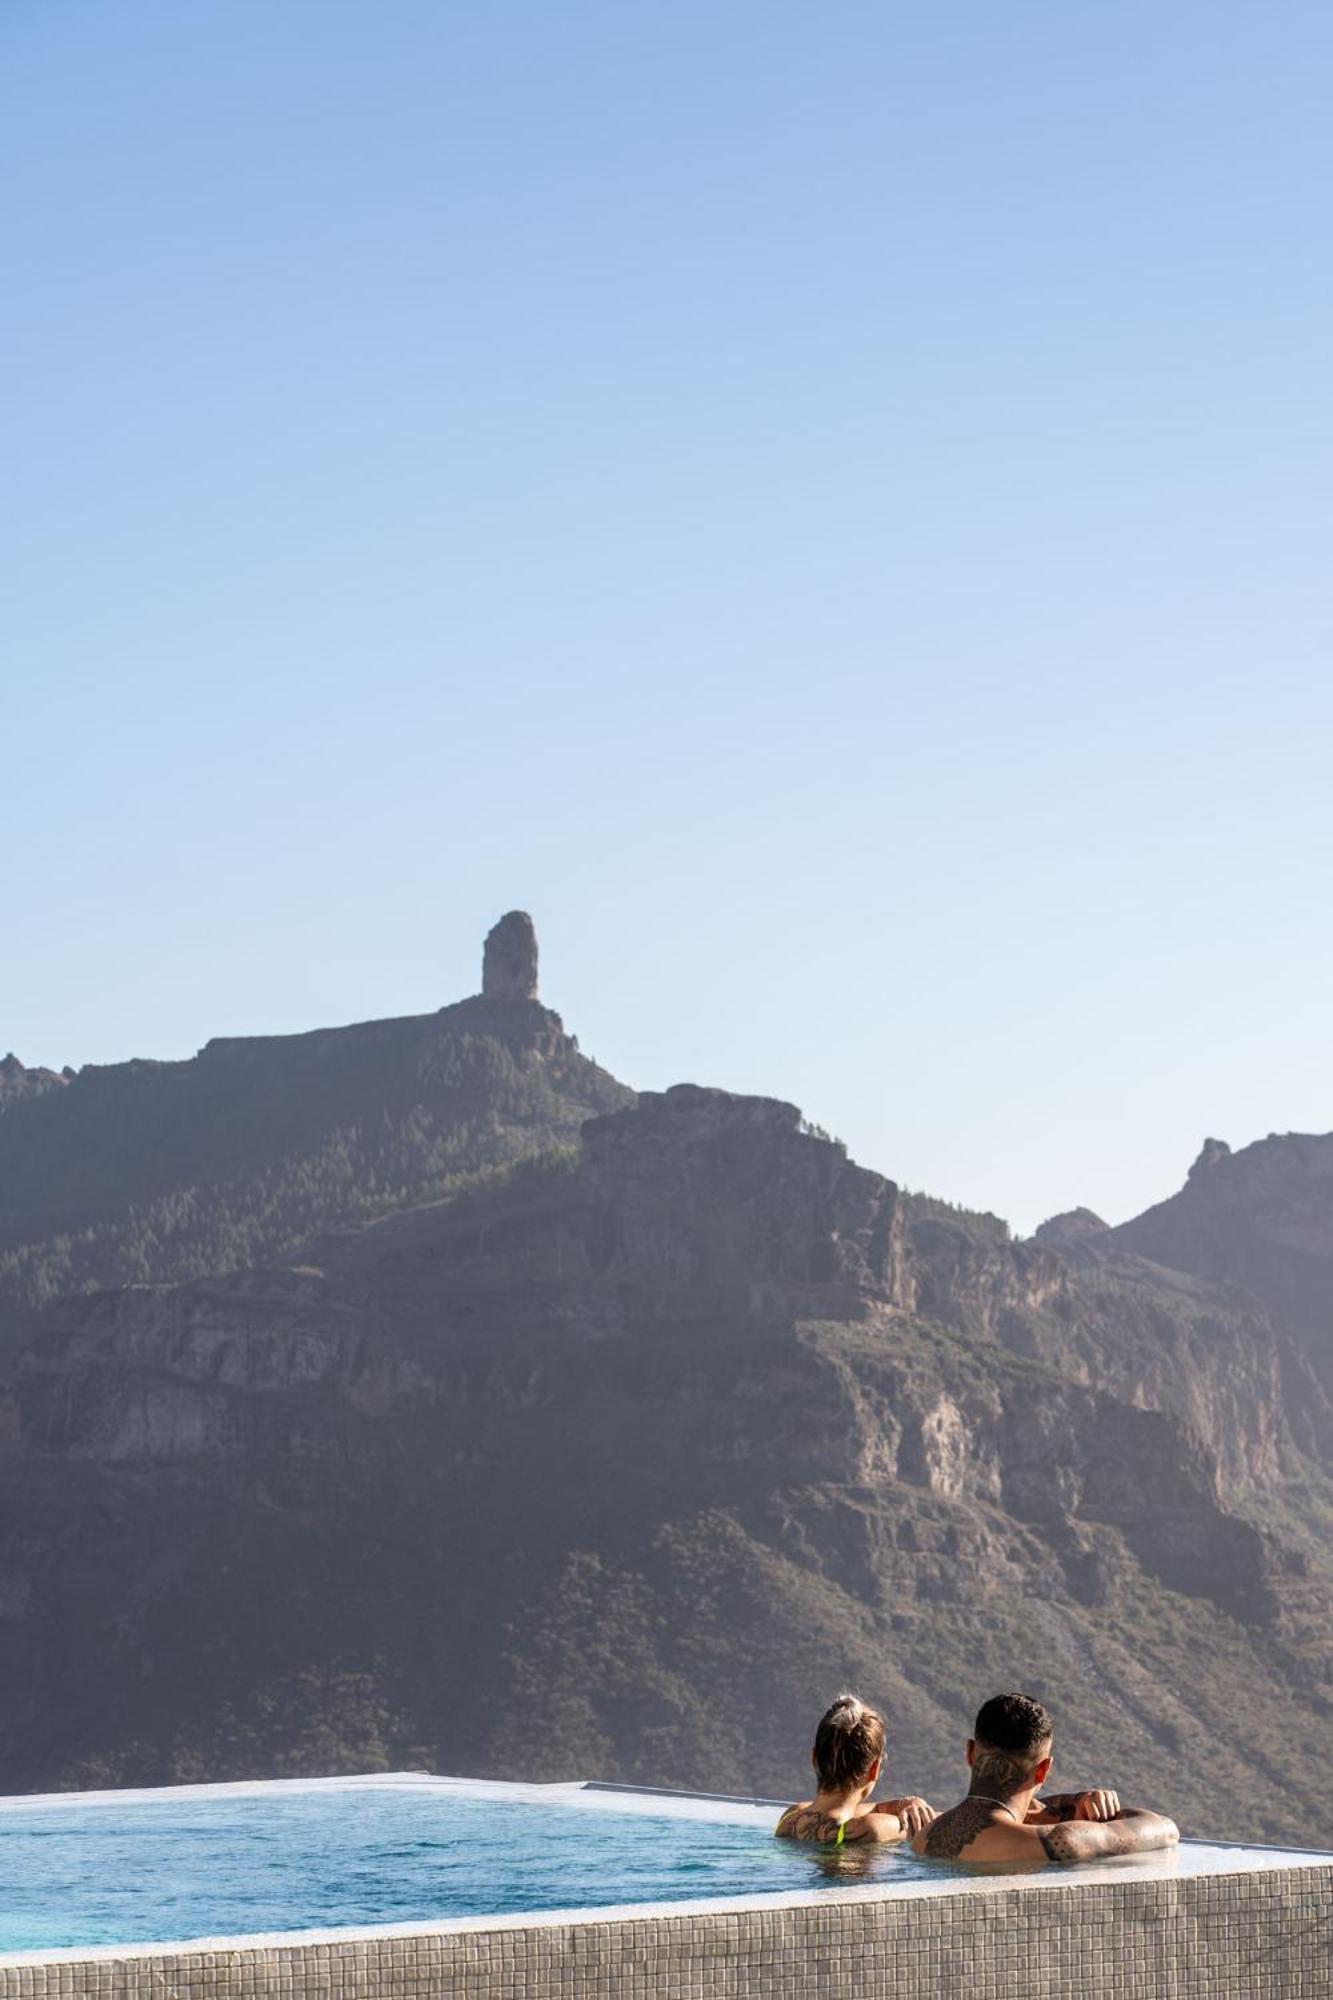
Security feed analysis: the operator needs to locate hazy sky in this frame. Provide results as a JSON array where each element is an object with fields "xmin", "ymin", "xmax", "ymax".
[{"xmin": 5, "ymin": 1, "xmax": 1331, "ymax": 1233}]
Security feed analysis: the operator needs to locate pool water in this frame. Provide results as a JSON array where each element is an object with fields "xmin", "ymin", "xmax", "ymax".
[
  {"xmin": 0, "ymin": 1783, "xmax": 819, "ymax": 1952},
  {"xmin": 0, "ymin": 1776, "xmax": 1313, "ymax": 1955}
]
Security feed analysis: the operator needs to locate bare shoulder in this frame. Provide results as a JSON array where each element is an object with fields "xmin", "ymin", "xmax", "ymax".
[
  {"xmin": 843, "ymin": 1810, "xmax": 903, "ymax": 1844},
  {"xmin": 774, "ymin": 1804, "xmax": 893, "ymax": 1845},
  {"xmin": 914, "ymin": 1802, "xmax": 1048, "ymax": 1866}
]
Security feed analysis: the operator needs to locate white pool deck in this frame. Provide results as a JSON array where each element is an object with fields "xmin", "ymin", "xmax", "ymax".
[{"xmin": 0, "ymin": 1770, "xmax": 1329, "ymax": 1974}]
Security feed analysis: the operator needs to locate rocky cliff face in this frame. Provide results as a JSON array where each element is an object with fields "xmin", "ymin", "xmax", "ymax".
[
  {"xmin": 911, "ymin": 1198, "xmax": 1287, "ymax": 1492},
  {"xmin": 580, "ymin": 1087, "xmax": 911, "ymax": 1311},
  {"xmin": 1112, "ymin": 1134, "xmax": 1333, "ymax": 1355},
  {"xmin": 1108, "ymin": 1132, "xmax": 1333, "ymax": 1454},
  {"xmin": 0, "ymin": 1053, "xmax": 71, "ymax": 1110},
  {"xmin": 2, "ymin": 1082, "xmax": 1328, "ymax": 1840},
  {"xmin": 482, "ymin": 910, "xmax": 540, "ymax": 1001}
]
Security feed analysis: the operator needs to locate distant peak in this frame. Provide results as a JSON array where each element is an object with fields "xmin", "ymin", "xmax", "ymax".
[
  {"xmin": 0, "ymin": 1052, "xmax": 72, "ymax": 1104},
  {"xmin": 1188, "ymin": 1137, "xmax": 1232, "ymax": 1181},
  {"xmin": 482, "ymin": 911, "xmax": 539, "ymax": 1002},
  {"xmin": 1033, "ymin": 1206, "xmax": 1109, "ymax": 1250}
]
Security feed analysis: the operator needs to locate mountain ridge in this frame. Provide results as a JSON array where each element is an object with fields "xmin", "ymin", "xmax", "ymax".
[
  {"xmin": 1, "ymin": 917, "xmax": 1330, "ymax": 1838},
  {"xmin": 0, "ymin": 927, "xmax": 632, "ymax": 1316}
]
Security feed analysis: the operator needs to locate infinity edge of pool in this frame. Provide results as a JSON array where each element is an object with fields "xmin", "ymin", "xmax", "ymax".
[{"xmin": 0, "ymin": 1771, "xmax": 1329, "ymax": 1972}]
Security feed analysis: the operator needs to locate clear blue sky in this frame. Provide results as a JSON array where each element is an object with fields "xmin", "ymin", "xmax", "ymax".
[{"xmin": 5, "ymin": 1, "xmax": 1331, "ymax": 1233}]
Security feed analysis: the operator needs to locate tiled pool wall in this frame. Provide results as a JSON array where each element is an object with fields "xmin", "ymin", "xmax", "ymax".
[{"xmin": 4, "ymin": 1863, "xmax": 1330, "ymax": 1999}]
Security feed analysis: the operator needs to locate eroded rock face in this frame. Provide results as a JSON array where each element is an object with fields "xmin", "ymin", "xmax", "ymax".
[
  {"xmin": 1033, "ymin": 1207, "xmax": 1110, "ymax": 1251},
  {"xmin": 905, "ymin": 1194, "xmax": 1290, "ymax": 1493},
  {"xmin": 1112, "ymin": 1131, "xmax": 1333, "ymax": 1439},
  {"xmin": 1189, "ymin": 1137, "xmax": 1233, "ymax": 1181},
  {"xmin": 17, "ymin": 1272, "xmax": 425, "ymax": 1482},
  {"xmin": 900, "ymin": 1393, "xmax": 997, "ymax": 1502},
  {"xmin": 482, "ymin": 911, "xmax": 539, "ymax": 1001},
  {"xmin": 0, "ymin": 1054, "xmax": 71, "ymax": 1111},
  {"xmin": 580, "ymin": 1085, "xmax": 911, "ymax": 1309}
]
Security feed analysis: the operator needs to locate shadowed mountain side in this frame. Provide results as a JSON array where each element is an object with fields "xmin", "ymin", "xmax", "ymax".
[
  {"xmin": 0, "ymin": 965, "xmax": 631, "ymax": 1317},
  {"xmin": 3, "ymin": 1088, "xmax": 1329, "ymax": 1840},
  {"xmin": 0, "ymin": 1054, "xmax": 72, "ymax": 1110},
  {"xmin": 1109, "ymin": 1134, "xmax": 1333, "ymax": 1437},
  {"xmin": 908, "ymin": 1199, "xmax": 1292, "ymax": 1492}
]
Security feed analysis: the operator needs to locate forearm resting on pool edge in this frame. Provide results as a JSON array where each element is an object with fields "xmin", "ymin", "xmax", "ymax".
[{"xmin": 1039, "ymin": 1808, "xmax": 1180, "ymax": 1866}]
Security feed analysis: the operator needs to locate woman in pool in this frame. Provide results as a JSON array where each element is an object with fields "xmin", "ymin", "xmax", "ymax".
[{"xmin": 775, "ymin": 1694, "xmax": 938, "ymax": 1845}]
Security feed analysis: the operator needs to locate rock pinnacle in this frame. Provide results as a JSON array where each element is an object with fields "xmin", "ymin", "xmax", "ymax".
[{"xmin": 482, "ymin": 911, "xmax": 539, "ymax": 1001}]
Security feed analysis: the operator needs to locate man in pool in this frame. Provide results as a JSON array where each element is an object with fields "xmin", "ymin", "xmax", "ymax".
[
  {"xmin": 775, "ymin": 1693, "xmax": 938, "ymax": 1845},
  {"xmin": 913, "ymin": 1691, "xmax": 1178, "ymax": 1867}
]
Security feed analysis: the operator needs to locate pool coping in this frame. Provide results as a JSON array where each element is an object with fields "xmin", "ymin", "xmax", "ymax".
[{"xmin": 1, "ymin": 1771, "xmax": 1329, "ymax": 1974}]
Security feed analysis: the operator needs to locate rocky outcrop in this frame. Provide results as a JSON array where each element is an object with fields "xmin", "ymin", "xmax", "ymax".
[
  {"xmin": 580, "ymin": 1086, "xmax": 911, "ymax": 1311},
  {"xmin": 0, "ymin": 1054, "xmax": 71, "ymax": 1111},
  {"xmin": 1188, "ymin": 1137, "xmax": 1233, "ymax": 1181},
  {"xmin": 1033, "ymin": 1207, "xmax": 1109, "ymax": 1251},
  {"xmin": 900, "ymin": 1197, "xmax": 1284, "ymax": 1491},
  {"xmin": 482, "ymin": 911, "xmax": 539, "ymax": 1001},
  {"xmin": 1111, "ymin": 1132, "xmax": 1333, "ymax": 1445},
  {"xmin": 904, "ymin": 1200, "xmax": 1067, "ymax": 1340}
]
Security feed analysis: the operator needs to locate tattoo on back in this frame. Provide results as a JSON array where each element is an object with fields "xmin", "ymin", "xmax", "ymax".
[
  {"xmin": 922, "ymin": 1800, "xmax": 999, "ymax": 1860},
  {"xmin": 776, "ymin": 1807, "xmax": 870, "ymax": 1846}
]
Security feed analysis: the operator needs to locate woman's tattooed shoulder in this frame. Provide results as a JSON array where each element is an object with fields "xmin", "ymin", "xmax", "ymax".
[{"xmin": 777, "ymin": 1807, "xmax": 869, "ymax": 1845}]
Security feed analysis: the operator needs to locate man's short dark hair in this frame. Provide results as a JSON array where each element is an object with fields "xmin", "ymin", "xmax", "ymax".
[{"xmin": 974, "ymin": 1692, "xmax": 1053, "ymax": 1763}]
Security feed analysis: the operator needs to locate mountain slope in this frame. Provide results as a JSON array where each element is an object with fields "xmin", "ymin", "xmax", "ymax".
[
  {"xmin": 3, "ymin": 1086, "xmax": 1329, "ymax": 1841},
  {"xmin": 1109, "ymin": 1133, "xmax": 1333, "ymax": 1429},
  {"xmin": 0, "ymin": 915, "xmax": 631, "ymax": 1317},
  {"xmin": 917, "ymin": 1198, "xmax": 1290, "ymax": 1492}
]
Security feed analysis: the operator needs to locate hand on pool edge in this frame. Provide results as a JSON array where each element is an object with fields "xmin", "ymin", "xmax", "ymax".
[
  {"xmin": 1031, "ymin": 1789, "xmax": 1121, "ymax": 1824},
  {"xmin": 875, "ymin": 1796, "xmax": 937, "ymax": 1836},
  {"xmin": 1073, "ymin": 1789, "xmax": 1121, "ymax": 1822}
]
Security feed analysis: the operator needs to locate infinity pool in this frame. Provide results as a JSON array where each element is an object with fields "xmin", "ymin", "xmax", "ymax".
[{"xmin": 0, "ymin": 1773, "xmax": 1321, "ymax": 1957}]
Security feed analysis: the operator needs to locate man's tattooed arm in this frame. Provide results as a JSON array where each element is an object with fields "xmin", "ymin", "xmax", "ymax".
[
  {"xmin": 1028, "ymin": 1790, "xmax": 1120, "ymax": 1825},
  {"xmin": 1038, "ymin": 1809, "xmax": 1179, "ymax": 1867},
  {"xmin": 1031, "ymin": 1794, "xmax": 1080, "ymax": 1822}
]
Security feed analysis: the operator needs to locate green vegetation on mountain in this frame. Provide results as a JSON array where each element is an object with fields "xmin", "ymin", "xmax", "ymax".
[{"xmin": 0, "ymin": 999, "xmax": 629, "ymax": 1314}]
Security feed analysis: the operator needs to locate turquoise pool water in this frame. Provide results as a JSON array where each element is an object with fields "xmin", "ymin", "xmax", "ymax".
[
  {"xmin": 0, "ymin": 1777, "xmax": 1310, "ymax": 1956},
  {"xmin": 0, "ymin": 1784, "xmax": 854, "ymax": 1952}
]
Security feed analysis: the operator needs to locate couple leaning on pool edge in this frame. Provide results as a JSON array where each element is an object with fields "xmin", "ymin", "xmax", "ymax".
[{"xmin": 776, "ymin": 1691, "xmax": 1179, "ymax": 1867}]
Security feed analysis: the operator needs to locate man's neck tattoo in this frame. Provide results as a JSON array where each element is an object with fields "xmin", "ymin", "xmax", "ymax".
[
  {"xmin": 923, "ymin": 1746, "xmax": 1037, "ymax": 1859},
  {"xmin": 968, "ymin": 1747, "xmax": 1031, "ymax": 1799}
]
